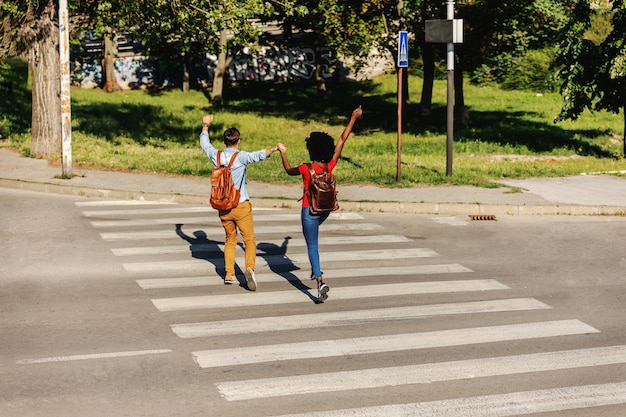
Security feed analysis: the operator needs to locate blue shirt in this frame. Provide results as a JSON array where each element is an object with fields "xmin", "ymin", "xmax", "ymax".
[{"xmin": 200, "ymin": 130, "xmax": 268, "ymax": 203}]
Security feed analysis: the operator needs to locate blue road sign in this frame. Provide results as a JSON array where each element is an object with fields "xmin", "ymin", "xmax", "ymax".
[{"xmin": 397, "ymin": 31, "xmax": 409, "ymax": 68}]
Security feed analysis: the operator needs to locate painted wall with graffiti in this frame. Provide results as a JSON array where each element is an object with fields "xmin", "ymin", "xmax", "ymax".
[
  {"xmin": 218, "ymin": 46, "xmax": 332, "ymax": 83},
  {"xmin": 71, "ymin": 45, "xmax": 334, "ymax": 89}
]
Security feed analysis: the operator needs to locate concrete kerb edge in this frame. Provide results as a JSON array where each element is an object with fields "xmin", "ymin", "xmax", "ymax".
[
  {"xmin": 251, "ymin": 198, "xmax": 626, "ymax": 216},
  {"xmin": 2, "ymin": 177, "xmax": 625, "ymax": 216},
  {"xmin": 0, "ymin": 178, "xmax": 207, "ymax": 204}
]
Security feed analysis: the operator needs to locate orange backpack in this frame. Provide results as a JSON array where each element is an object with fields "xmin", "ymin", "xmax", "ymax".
[{"xmin": 210, "ymin": 150, "xmax": 241, "ymax": 211}]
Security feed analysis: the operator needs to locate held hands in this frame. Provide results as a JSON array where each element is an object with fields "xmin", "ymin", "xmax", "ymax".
[
  {"xmin": 266, "ymin": 143, "xmax": 282, "ymax": 157},
  {"xmin": 277, "ymin": 143, "xmax": 287, "ymax": 153}
]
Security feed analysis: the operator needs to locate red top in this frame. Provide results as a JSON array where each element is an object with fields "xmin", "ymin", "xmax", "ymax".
[{"xmin": 298, "ymin": 160, "xmax": 337, "ymax": 208}]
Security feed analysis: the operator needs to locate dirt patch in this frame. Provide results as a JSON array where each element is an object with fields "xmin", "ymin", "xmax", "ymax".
[{"xmin": 467, "ymin": 154, "xmax": 582, "ymax": 163}]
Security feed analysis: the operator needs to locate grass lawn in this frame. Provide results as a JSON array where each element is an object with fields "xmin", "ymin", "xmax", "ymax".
[{"xmin": 2, "ymin": 60, "xmax": 625, "ymax": 188}]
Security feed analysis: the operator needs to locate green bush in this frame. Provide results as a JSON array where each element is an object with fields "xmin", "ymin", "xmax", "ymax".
[
  {"xmin": 470, "ymin": 64, "xmax": 498, "ymax": 87},
  {"xmin": 500, "ymin": 48, "xmax": 560, "ymax": 92}
]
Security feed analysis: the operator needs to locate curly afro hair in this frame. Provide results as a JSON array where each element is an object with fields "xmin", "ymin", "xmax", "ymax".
[{"xmin": 305, "ymin": 132, "xmax": 335, "ymax": 162}]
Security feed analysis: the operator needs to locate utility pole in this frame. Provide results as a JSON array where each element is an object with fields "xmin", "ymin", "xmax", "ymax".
[
  {"xmin": 425, "ymin": 2, "xmax": 463, "ymax": 177},
  {"xmin": 446, "ymin": 0, "xmax": 454, "ymax": 176},
  {"xmin": 59, "ymin": 0, "xmax": 72, "ymax": 179}
]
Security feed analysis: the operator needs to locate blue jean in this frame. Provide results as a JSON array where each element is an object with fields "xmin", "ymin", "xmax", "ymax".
[{"xmin": 301, "ymin": 207, "xmax": 330, "ymax": 278}]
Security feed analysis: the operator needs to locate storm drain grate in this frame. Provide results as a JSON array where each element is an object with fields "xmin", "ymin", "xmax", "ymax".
[{"xmin": 468, "ymin": 214, "xmax": 497, "ymax": 221}]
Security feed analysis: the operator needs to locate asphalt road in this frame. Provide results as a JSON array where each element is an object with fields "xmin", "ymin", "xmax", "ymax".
[{"xmin": 2, "ymin": 188, "xmax": 626, "ymax": 417}]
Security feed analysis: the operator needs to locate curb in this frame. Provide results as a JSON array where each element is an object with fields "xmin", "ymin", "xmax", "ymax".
[{"xmin": 2, "ymin": 177, "xmax": 625, "ymax": 217}]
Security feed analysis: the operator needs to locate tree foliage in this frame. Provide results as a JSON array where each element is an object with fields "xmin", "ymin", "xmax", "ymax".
[
  {"xmin": 93, "ymin": 0, "xmax": 303, "ymax": 100},
  {"xmin": 554, "ymin": 0, "xmax": 626, "ymax": 155},
  {"xmin": 2, "ymin": 0, "xmax": 625, "ymax": 158},
  {"xmin": 460, "ymin": 0, "xmax": 570, "ymax": 85},
  {"xmin": 293, "ymin": 0, "xmax": 386, "ymax": 58}
]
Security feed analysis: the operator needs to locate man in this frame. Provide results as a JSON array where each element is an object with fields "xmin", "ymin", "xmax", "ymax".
[{"xmin": 200, "ymin": 114, "xmax": 280, "ymax": 290}]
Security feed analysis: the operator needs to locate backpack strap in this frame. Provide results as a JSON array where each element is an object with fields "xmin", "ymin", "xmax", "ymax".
[
  {"xmin": 216, "ymin": 150, "xmax": 239, "ymax": 168},
  {"xmin": 306, "ymin": 162, "xmax": 329, "ymax": 175},
  {"xmin": 302, "ymin": 162, "xmax": 329, "ymax": 201},
  {"xmin": 227, "ymin": 151, "xmax": 239, "ymax": 168},
  {"xmin": 300, "ymin": 163, "xmax": 315, "ymax": 202},
  {"xmin": 218, "ymin": 150, "xmax": 244, "ymax": 190}
]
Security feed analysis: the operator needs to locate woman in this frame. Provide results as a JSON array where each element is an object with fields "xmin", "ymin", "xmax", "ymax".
[{"xmin": 277, "ymin": 106, "xmax": 362, "ymax": 302}]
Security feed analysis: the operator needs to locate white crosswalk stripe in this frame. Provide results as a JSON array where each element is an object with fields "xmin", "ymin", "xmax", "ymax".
[
  {"xmin": 123, "ymin": 247, "xmax": 441, "ymax": 273},
  {"xmin": 82, "ymin": 206, "xmax": 215, "ymax": 217},
  {"xmin": 269, "ymin": 382, "xmax": 626, "ymax": 417},
  {"xmin": 151, "ymin": 280, "xmax": 509, "ymax": 311},
  {"xmin": 100, "ymin": 222, "xmax": 383, "ymax": 241},
  {"xmin": 136, "ymin": 264, "xmax": 472, "ymax": 289},
  {"xmin": 75, "ymin": 200, "xmax": 178, "ymax": 206},
  {"xmin": 217, "ymin": 345, "xmax": 626, "ymax": 400},
  {"xmin": 90, "ymin": 211, "xmax": 364, "ymax": 227},
  {"xmin": 76, "ymin": 200, "xmax": 622, "ymax": 416},
  {"xmin": 192, "ymin": 320, "xmax": 598, "ymax": 368},
  {"xmin": 113, "ymin": 234, "xmax": 413, "ymax": 256},
  {"xmin": 171, "ymin": 298, "xmax": 550, "ymax": 338}
]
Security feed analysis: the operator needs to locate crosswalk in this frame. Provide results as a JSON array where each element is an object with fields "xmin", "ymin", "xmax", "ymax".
[{"xmin": 76, "ymin": 199, "xmax": 626, "ymax": 416}]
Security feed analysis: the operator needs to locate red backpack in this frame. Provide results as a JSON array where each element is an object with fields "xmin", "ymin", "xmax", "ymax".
[{"xmin": 210, "ymin": 150, "xmax": 241, "ymax": 211}]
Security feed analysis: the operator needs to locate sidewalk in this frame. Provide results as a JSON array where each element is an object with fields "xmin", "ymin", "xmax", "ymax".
[{"xmin": 1, "ymin": 148, "xmax": 625, "ymax": 216}]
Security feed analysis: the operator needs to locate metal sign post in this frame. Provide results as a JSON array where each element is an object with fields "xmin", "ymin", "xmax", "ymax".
[
  {"xmin": 425, "ymin": 2, "xmax": 463, "ymax": 177},
  {"xmin": 445, "ymin": 0, "xmax": 454, "ymax": 177},
  {"xmin": 397, "ymin": 31, "xmax": 409, "ymax": 183}
]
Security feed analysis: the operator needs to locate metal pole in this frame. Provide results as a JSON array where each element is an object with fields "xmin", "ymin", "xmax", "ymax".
[
  {"xmin": 446, "ymin": 0, "xmax": 454, "ymax": 177},
  {"xmin": 397, "ymin": 67, "xmax": 403, "ymax": 182},
  {"xmin": 59, "ymin": 0, "xmax": 72, "ymax": 178}
]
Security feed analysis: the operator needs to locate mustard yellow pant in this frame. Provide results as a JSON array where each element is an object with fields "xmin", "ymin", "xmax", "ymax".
[{"xmin": 219, "ymin": 200, "xmax": 256, "ymax": 277}]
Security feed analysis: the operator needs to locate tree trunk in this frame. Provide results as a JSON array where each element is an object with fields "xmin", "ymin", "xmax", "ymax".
[
  {"xmin": 103, "ymin": 29, "xmax": 120, "ymax": 92},
  {"xmin": 29, "ymin": 0, "xmax": 61, "ymax": 158},
  {"xmin": 454, "ymin": 49, "xmax": 470, "ymax": 126},
  {"xmin": 315, "ymin": 47, "xmax": 327, "ymax": 95},
  {"xmin": 315, "ymin": 64, "xmax": 327, "ymax": 95},
  {"xmin": 623, "ymin": 103, "xmax": 625, "ymax": 158},
  {"xmin": 419, "ymin": 43, "xmax": 435, "ymax": 116},
  {"xmin": 182, "ymin": 52, "xmax": 190, "ymax": 92},
  {"xmin": 211, "ymin": 29, "xmax": 229, "ymax": 107}
]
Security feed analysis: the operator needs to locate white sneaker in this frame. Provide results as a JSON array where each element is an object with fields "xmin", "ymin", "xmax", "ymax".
[
  {"xmin": 245, "ymin": 268, "xmax": 257, "ymax": 291},
  {"xmin": 317, "ymin": 281, "xmax": 329, "ymax": 302}
]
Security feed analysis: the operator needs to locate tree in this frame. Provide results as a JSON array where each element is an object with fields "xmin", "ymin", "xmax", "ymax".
[
  {"xmin": 97, "ymin": 0, "xmax": 301, "ymax": 105},
  {"xmin": 461, "ymin": 0, "xmax": 569, "ymax": 86},
  {"xmin": 1, "ymin": 0, "xmax": 62, "ymax": 157},
  {"xmin": 554, "ymin": 0, "xmax": 626, "ymax": 156},
  {"xmin": 376, "ymin": 0, "xmax": 469, "ymax": 125},
  {"xmin": 297, "ymin": 0, "xmax": 386, "ymax": 91},
  {"xmin": 1, "ymin": 0, "xmax": 96, "ymax": 158},
  {"xmin": 102, "ymin": 28, "xmax": 121, "ymax": 92}
]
